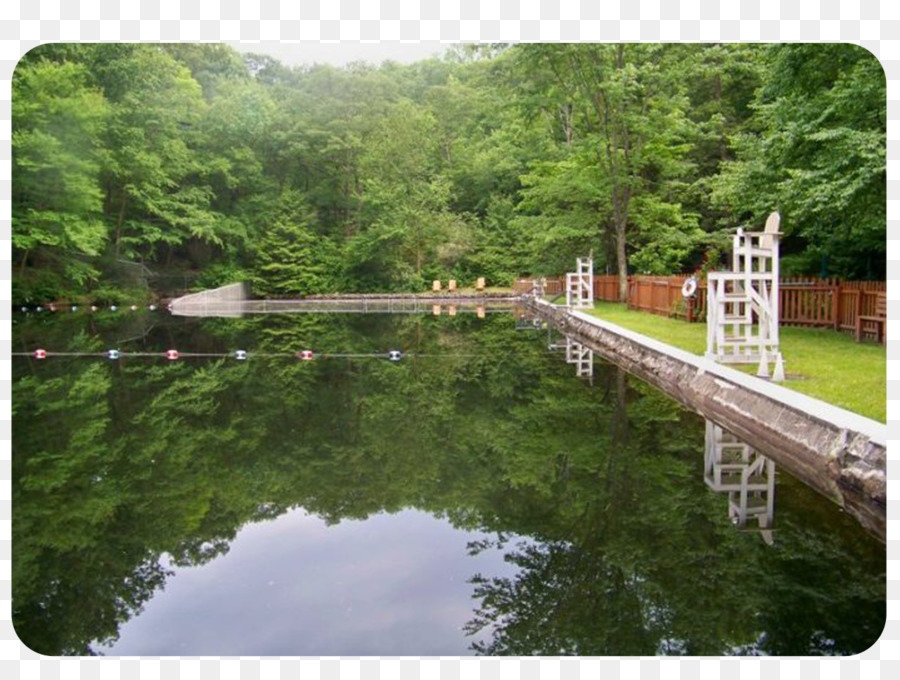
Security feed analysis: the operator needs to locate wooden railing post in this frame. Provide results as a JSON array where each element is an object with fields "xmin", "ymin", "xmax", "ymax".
[
  {"xmin": 855, "ymin": 289, "xmax": 864, "ymax": 331},
  {"xmin": 832, "ymin": 282, "xmax": 840, "ymax": 331}
]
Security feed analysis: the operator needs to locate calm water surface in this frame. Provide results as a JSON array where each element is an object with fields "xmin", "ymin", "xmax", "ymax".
[{"xmin": 12, "ymin": 310, "xmax": 885, "ymax": 656}]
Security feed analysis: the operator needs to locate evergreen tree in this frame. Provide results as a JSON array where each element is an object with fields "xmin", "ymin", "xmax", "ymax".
[{"xmin": 250, "ymin": 190, "xmax": 336, "ymax": 297}]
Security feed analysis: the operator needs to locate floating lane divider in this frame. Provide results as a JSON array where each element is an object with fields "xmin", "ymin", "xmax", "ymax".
[
  {"xmin": 10, "ymin": 349, "xmax": 444, "ymax": 361},
  {"xmin": 18, "ymin": 304, "xmax": 159, "ymax": 313}
]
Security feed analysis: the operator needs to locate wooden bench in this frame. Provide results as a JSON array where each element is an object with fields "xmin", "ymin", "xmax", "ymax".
[{"xmin": 855, "ymin": 292, "xmax": 886, "ymax": 343}]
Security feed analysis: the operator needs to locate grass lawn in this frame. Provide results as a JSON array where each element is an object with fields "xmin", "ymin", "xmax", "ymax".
[{"xmin": 582, "ymin": 301, "xmax": 886, "ymax": 423}]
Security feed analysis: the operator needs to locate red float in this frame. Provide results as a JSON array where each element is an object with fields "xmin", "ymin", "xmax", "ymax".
[
  {"xmin": 33, "ymin": 349, "xmax": 47, "ymax": 360},
  {"xmin": 165, "ymin": 349, "xmax": 179, "ymax": 360},
  {"xmin": 297, "ymin": 350, "xmax": 314, "ymax": 361}
]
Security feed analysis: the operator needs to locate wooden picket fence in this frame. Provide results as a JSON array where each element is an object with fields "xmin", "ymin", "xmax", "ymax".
[{"xmin": 515, "ymin": 275, "xmax": 886, "ymax": 340}]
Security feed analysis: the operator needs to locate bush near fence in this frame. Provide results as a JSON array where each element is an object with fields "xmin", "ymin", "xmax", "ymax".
[{"xmin": 514, "ymin": 275, "xmax": 886, "ymax": 339}]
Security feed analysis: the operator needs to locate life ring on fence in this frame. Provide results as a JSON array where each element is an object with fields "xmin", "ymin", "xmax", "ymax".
[{"xmin": 681, "ymin": 276, "xmax": 698, "ymax": 299}]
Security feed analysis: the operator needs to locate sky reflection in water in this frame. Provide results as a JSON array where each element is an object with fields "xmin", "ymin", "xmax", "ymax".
[{"xmin": 99, "ymin": 509, "xmax": 523, "ymax": 656}]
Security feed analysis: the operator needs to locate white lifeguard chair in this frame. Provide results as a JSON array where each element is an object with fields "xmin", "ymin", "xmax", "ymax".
[
  {"xmin": 704, "ymin": 421, "xmax": 775, "ymax": 541},
  {"xmin": 566, "ymin": 256, "xmax": 593, "ymax": 308},
  {"xmin": 706, "ymin": 212, "xmax": 784, "ymax": 380}
]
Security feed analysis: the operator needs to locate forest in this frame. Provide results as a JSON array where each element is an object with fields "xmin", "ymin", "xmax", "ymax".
[{"xmin": 12, "ymin": 42, "xmax": 886, "ymax": 303}]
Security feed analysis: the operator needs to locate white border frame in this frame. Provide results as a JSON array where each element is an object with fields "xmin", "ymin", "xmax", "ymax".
[{"xmin": 2, "ymin": 1, "xmax": 898, "ymax": 678}]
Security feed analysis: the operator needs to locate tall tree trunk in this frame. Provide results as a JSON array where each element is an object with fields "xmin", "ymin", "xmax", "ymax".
[
  {"xmin": 608, "ymin": 173, "xmax": 630, "ymax": 302},
  {"xmin": 615, "ymin": 208, "xmax": 628, "ymax": 302},
  {"xmin": 614, "ymin": 44, "xmax": 632, "ymax": 303}
]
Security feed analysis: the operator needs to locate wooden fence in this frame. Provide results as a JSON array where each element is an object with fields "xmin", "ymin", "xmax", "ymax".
[{"xmin": 515, "ymin": 275, "xmax": 885, "ymax": 337}]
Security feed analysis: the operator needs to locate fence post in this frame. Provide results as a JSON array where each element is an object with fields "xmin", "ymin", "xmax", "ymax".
[
  {"xmin": 855, "ymin": 288, "xmax": 863, "ymax": 333},
  {"xmin": 832, "ymin": 283, "xmax": 840, "ymax": 331}
]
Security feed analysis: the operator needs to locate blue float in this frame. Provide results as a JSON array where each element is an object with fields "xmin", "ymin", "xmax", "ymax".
[
  {"xmin": 388, "ymin": 350, "xmax": 403, "ymax": 362},
  {"xmin": 234, "ymin": 350, "xmax": 247, "ymax": 360},
  {"xmin": 107, "ymin": 349, "xmax": 120, "ymax": 360}
]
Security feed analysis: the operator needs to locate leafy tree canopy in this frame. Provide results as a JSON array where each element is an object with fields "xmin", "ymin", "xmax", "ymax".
[{"xmin": 12, "ymin": 43, "xmax": 886, "ymax": 302}]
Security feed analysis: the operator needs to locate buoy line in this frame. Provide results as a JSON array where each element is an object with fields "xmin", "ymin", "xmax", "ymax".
[
  {"xmin": 11, "ymin": 350, "xmax": 486, "ymax": 361},
  {"xmin": 17, "ymin": 304, "xmax": 160, "ymax": 313}
]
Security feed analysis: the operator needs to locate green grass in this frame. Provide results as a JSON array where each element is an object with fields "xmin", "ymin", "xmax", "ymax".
[{"xmin": 583, "ymin": 301, "xmax": 886, "ymax": 422}]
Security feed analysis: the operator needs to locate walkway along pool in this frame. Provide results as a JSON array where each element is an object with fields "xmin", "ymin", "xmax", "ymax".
[{"xmin": 11, "ymin": 309, "xmax": 886, "ymax": 655}]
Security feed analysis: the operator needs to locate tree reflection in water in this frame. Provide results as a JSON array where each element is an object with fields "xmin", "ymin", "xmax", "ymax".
[{"xmin": 12, "ymin": 312, "xmax": 885, "ymax": 656}]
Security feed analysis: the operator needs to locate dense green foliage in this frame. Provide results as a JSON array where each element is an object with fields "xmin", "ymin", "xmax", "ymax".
[
  {"xmin": 12, "ymin": 313, "xmax": 884, "ymax": 655},
  {"xmin": 13, "ymin": 43, "xmax": 885, "ymax": 302}
]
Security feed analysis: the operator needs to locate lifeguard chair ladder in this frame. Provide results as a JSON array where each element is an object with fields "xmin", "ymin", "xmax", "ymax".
[
  {"xmin": 566, "ymin": 257, "xmax": 593, "ymax": 308},
  {"xmin": 706, "ymin": 212, "xmax": 783, "ymax": 378}
]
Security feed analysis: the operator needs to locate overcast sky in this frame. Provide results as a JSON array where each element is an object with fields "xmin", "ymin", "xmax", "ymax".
[{"xmin": 229, "ymin": 42, "xmax": 447, "ymax": 67}]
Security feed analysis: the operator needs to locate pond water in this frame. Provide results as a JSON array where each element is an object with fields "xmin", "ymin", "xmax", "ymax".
[{"xmin": 12, "ymin": 309, "xmax": 885, "ymax": 656}]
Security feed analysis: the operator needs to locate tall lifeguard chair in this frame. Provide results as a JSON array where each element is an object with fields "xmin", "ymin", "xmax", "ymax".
[
  {"xmin": 566, "ymin": 256, "xmax": 593, "ymax": 308},
  {"xmin": 706, "ymin": 212, "xmax": 784, "ymax": 380}
]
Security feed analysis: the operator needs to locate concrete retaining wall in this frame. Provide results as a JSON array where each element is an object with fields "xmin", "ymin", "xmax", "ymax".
[{"xmin": 528, "ymin": 298, "xmax": 886, "ymax": 540}]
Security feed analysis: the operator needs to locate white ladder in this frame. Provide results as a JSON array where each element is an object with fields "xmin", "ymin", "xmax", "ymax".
[
  {"xmin": 566, "ymin": 257, "xmax": 593, "ymax": 308},
  {"xmin": 706, "ymin": 213, "xmax": 783, "ymax": 378}
]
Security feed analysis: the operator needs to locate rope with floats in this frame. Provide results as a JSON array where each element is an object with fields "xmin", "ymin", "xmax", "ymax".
[
  {"xmin": 17, "ymin": 304, "xmax": 160, "ymax": 313},
  {"xmin": 10, "ymin": 349, "xmax": 496, "ymax": 362}
]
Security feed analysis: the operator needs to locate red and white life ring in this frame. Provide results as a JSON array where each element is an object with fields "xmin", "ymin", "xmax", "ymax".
[{"xmin": 681, "ymin": 276, "xmax": 698, "ymax": 298}]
